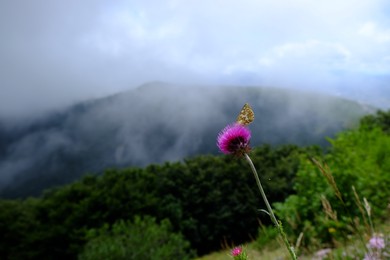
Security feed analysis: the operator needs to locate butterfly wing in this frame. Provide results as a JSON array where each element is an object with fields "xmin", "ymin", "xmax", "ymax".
[{"xmin": 236, "ymin": 103, "xmax": 254, "ymax": 125}]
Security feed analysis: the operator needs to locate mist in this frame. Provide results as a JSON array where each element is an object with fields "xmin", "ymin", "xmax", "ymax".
[
  {"xmin": 0, "ymin": 0, "xmax": 389, "ymax": 120},
  {"xmin": 0, "ymin": 1, "xmax": 389, "ymax": 196},
  {"xmin": 0, "ymin": 82, "xmax": 374, "ymax": 197}
]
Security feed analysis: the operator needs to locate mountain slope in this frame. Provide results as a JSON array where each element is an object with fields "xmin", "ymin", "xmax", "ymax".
[{"xmin": 0, "ymin": 83, "xmax": 374, "ymax": 197}]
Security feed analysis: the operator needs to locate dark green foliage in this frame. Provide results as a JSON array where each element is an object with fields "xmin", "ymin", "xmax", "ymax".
[
  {"xmin": 359, "ymin": 109, "xmax": 390, "ymax": 133},
  {"xmin": 79, "ymin": 216, "xmax": 194, "ymax": 260},
  {"xmin": 1, "ymin": 110, "xmax": 388, "ymax": 258},
  {"xmin": 0, "ymin": 144, "xmax": 303, "ymax": 259},
  {"xmin": 0, "ymin": 199, "xmax": 40, "ymax": 260}
]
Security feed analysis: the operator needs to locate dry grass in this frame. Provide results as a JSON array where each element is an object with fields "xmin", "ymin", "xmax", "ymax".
[
  {"xmin": 194, "ymin": 244, "xmax": 290, "ymax": 260},
  {"xmin": 194, "ymin": 218, "xmax": 389, "ymax": 260}
]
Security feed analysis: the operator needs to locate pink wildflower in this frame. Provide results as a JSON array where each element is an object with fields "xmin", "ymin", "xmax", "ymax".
[
  {"xmin": 231, "ymin": 246, "xmax": 243, "ymax": 257},
  {"xmin": 368, "ymin": 235, "xmax": 385, "ymax": 249},
  {"xmin": 217, "ymin": 123, "xmax": 251, "ymax": 156},
  {"xmin": 314, "ymin": 248, "xmax": 332, "ymax": 259},
  {"xmin": 363, "ymin": 252, "xmax": 381, "ymax": 260}
]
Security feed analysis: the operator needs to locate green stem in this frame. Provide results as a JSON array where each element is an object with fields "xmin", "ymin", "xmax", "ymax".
[{"xmin": 244, "ymin": 153, "xmax": 297, "ymax": 260}]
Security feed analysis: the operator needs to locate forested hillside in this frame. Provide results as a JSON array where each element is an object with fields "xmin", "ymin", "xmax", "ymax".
[
  {"xmin": 0, "ymin": 110, "xmax": 388, "ymax": 259},
  {"xmin": 275, "ymin": 110, "xmax": 390, "ymax": 252},
  {"xmin": 0, "ymin": 83, "xmax": 373, "ymax": 198}
]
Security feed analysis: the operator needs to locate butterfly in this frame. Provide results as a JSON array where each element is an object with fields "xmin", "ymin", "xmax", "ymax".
[{"xmin": 236, "ymin": 103, "xmax": 254, "ymax": 125}]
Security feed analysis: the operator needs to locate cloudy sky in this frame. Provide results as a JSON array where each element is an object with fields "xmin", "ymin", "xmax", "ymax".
[{"xmin": 1, "ymin": 0, "xmax": 389, "ymax": 119}]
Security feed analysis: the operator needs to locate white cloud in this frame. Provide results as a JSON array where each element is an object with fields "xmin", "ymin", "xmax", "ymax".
[
  {"xmin": 358, "ymin": 21, "xmax": 390, "ymax": 43},
  {"xmin": 0, "ymin": 0, "xmax": 390, "ymax": 118},
  {"xmin": 271, "ymin": 40, "xmax": 351, "ymax": 64}
]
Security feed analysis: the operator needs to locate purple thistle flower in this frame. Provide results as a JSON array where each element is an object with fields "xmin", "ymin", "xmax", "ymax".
[
  {"xmin": 217, "ymin": 123, "xmax": 251, "ymax": 156},
  {"xmin": 231, "ymin": 246, "xmax": 243, "ymax": 257}
]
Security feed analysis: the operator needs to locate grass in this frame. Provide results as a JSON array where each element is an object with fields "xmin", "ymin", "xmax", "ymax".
[
  {"xmin": 195, "ymin": 218, "xmax": 389, "ymax": 260},
  {"xmin": 194, "ymin": 245, "xmax": 287, "ymax": 260}
]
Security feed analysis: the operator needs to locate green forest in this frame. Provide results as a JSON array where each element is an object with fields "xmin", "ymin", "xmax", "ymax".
[{"xmin": 0, "ymin": 110, "xmax": 389, "ymax": 259}]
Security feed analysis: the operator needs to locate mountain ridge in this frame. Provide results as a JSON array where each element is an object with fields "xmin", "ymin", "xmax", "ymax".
[{"xmin": 0, "ymin": 83, "xmax": 375, "ymax": 198}]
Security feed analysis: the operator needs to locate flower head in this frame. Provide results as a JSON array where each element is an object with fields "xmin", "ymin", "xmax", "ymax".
[
  {"xmin": 217, "ymin": 123, "xmax": 251, "ymax": 156},
  {"xmin": 314, "ymin": 248, "xmax": 332, "ymax": 259},
  {"xmin": 364, "ymin": 252, "xmax": 382, "ymax": 260},
  {"xmin": 231, "ymin": 246, "xmax": 243, "ymax": 257},
  {"xmin": 368, "ymin": 235, "xmax": 385, "ymax": 249},
  {"xmin": 230, "ymin": 246, "xmax": 248, "ymax": 260}
]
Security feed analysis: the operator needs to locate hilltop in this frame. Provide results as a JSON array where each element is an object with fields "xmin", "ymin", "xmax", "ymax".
[{"xmin": 0, "ymin": 83, "xmax": 374, "ymax": 197}]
